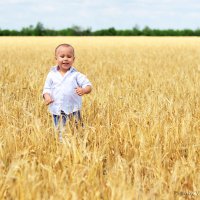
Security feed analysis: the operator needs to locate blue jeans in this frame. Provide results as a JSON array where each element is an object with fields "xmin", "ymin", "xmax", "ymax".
[
  {"xmin": 53, "ymin": 110, "xmax": 82, "ymax": 141},
  {"xmin": 53, "ymin": 110, "xmax": 82, "ymax": 127}
]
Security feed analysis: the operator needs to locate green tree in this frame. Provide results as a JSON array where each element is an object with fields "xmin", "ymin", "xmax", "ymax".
[{"xmin": 34, "ymin": 22, "xmax": 45, "ymax": 36}]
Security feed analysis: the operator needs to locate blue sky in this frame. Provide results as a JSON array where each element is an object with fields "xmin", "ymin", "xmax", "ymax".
[{"xmin": 0, "ymin": 0, "xmax": 200, "ymax": 30}]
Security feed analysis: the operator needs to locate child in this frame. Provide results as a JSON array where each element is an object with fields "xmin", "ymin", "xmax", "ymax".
[{"xmin": 42, "ymin": 44, "xmax": 92, "ymax": 141}]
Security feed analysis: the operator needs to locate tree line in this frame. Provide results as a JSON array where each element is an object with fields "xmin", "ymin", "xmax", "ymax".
[{"xmin": 1, "ymin": 22, "xmax": 200, "ymax": 36}]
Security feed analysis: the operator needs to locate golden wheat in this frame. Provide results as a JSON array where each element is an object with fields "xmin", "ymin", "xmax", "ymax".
[{"xmin": 0, "ymin": 36, "xmax": 200, "ymax": 199}]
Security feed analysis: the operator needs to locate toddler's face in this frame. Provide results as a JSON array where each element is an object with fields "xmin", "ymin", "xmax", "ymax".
[{"xmin": 55, "ymin": 46, "xmax": 75, "ymax": 72}]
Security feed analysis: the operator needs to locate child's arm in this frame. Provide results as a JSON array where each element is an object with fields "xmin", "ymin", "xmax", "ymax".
[
  {"xmin": 75, "ymin": 85, "xmax": 92, "ymax": 96},
  {"xmin": 43, "ymin": 93, "xmax": 54, "ymax": 105},
  {"xmin": 76, "ymin": 72, "xmax": 92, "ymax": 96},
  {"xmin": 42, "ymin": 72, "xmax": 54, "ymax": 105}
]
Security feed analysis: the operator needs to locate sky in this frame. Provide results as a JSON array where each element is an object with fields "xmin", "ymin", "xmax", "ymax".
[{"xmin": 0, "ymin": 0, "xmax": 200, "ymax": 30}]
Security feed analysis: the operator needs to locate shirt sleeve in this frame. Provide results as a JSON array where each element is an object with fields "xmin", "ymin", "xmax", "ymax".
[
  {"xmin": 42, "ymin": 72, "xmax": 52, "ymax": 97},
  {"xmin": 76, "ymin": 72, "xmax": 92, "ymax": 88}
]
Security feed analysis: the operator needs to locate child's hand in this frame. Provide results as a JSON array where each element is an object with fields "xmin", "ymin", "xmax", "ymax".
[
  {"xmin": 43, "ymin": 93, "xmax": 54, "ymax": 105},
  {"xmin": 75, "ymin": 86, "xmax": 92, "ymax": 96},
  {"xmin": 75, "ymin": 87, "xmax": 85, "ymax": 96}
]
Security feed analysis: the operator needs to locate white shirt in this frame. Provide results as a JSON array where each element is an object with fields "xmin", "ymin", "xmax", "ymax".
[{"xmin": 42, "ymin": 66, "xmax": 92, "ymax": 115}]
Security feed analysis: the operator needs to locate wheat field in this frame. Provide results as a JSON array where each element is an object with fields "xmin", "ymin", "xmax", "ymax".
[{"xmin": 0, "ymin": 36, "xmax": 200, "ymax": 199}]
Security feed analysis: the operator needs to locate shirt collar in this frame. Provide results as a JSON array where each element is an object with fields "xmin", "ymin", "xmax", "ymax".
[{"xmin": 51, "ymin": 66, "xmax": 77, "ymax": 73}]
